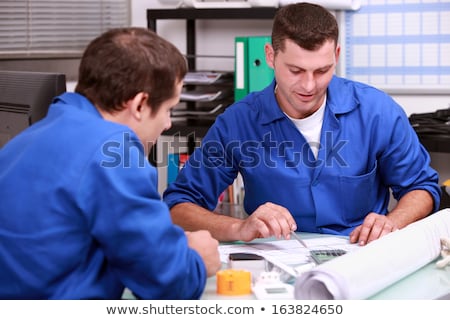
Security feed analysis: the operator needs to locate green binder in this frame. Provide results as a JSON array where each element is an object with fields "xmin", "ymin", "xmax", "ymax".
[{"xmin": 234, "ymin": 36, "xmax": 274, "ymax": 102}]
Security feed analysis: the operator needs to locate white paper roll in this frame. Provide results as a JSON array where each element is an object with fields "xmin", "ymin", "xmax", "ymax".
[{"xmin": 294, "ymin": 209, "xmax": 450, "ymax": 299}]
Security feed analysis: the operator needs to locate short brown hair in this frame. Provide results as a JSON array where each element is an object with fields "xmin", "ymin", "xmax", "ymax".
[
  {"xmin": 271, "ymin": 2, "xmax": 339, "ymax": 53},
  {"xmin": 75, "ymin": 27, "xmax": 187, "ymax": 114}
]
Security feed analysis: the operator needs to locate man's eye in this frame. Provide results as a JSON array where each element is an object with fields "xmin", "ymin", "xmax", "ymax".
[{"xmin": 316, "ymin": 68, "xmax": 330, "ymax": 74}]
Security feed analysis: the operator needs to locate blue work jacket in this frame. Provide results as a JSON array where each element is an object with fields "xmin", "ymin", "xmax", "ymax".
[
  {"xmin": 0, "ymin": 93, "xmax": 206, "ymax": 299},
  {"xmin": 164, "ymin": 76, "xmax": 440, "ymax": 235}
]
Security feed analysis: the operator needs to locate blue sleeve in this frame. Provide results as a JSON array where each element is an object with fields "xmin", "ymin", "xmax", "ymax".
[
  {"xmin": 376, "ymin": 96, "xmax": 441, "ymax": 211},
  {"xmin": 163, "ymin": 115, "xmax": 239, "ymax": 211},
  {"xmin": 77, "ymin": 132, "xmax": 207, "ymax": 299}
]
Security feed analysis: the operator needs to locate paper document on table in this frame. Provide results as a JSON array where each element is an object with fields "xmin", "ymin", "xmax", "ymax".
[
  {"xmin": 219, "ymin": 236, "xmax": 359, "ymax": 278},
  {"xmin": 294, "ymin": 209, "xmax": 450, "ymax": 299}
]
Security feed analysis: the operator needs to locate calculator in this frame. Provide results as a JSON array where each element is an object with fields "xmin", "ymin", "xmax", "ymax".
[{"xmin": 309, "ymin": 249, "xmax": 347, "ymax": 265}]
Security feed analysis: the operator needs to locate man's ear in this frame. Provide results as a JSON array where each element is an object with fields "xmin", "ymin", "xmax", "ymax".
[
  {"xmin": 335, "ymin": 44, "xmax": 341, "ymax": 64},
  {"xmin": 265, "ymin": 43, "xmax": 275, "ymax": 69},
  {"xmin": 126, "ymin": 92, "xmax": 148, "ymax": 121}
]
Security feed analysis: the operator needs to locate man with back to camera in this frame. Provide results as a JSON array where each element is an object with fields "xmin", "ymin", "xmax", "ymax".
[
  {"xmin": 0, "ymin": 27, "xmax": 221, "ymax": 299},
  {"xmin": 163, "ymin": 2, "xmax": 441, "ymax": 246}
]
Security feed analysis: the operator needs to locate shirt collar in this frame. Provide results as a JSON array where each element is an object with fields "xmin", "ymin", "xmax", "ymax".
[
  {"xmin": 259, "ymin": 76, "xmax": 359, "ymax": 125},
  {"xmin": 259, "ymin": 80, "xmax": 288, "ymax": 125},
  {"xmin": 326, "ymin": 76, "xmax": 359, "ymax": 115},
  {"xmin": 51, "ymin": 92, "xmax": 103, "ymax": 118}
]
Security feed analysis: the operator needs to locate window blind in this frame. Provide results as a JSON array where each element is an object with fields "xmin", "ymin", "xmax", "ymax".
[{"xmin": 0, "ymin": 0, "xmax": 130, "ymax": 58}]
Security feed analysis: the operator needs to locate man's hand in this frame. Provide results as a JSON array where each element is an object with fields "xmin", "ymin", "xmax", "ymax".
[
  {"xmin": 185, "ymin": 230, "xmax": 221, "ymax": 277},
  {"xmin": 349, "ymin": 212, "xmax": 399, "ymax": 246},
  {"xmin": 234, "ymin": 202, "xmax": 297, "ymax": 242}
]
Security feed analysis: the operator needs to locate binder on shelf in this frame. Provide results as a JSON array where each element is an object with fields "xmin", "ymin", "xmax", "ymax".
[
  {"xmin": 167, "ymin": 153, "xmax": 180, "ymax": 185},
  {"xmin": 167, "ymin": 152, "xmax": 190, "ymax": 185},
  {"xmin": 178, "ymin": 153, "xmax": 190, "ymax": 170},
  {"xmin": 234, "ymin": 36, "xmax": 274, "ymax": 101}
]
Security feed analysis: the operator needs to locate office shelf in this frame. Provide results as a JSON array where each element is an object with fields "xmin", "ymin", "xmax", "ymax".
[
  {"xmin": 147, "ymin": 7, "xmax": 277, "ymax": 161},
  {"xmin": 147, "ymin": 7, "xmax": 277, "ymax": 70}
]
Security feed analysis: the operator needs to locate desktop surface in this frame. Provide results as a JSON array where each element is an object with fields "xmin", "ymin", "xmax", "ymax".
[{"xmin": 203, "ymin": 233, "xmax": 450, "ymax": 300}]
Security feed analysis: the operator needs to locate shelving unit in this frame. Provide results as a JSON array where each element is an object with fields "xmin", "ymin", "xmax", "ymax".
[
  {"xmin": 147, "ymin": 8, "xmax": 277, "ymax": 70},
  {"xmin": 147, "ymin": 7, "xmax": 277, "ymax": 143},
  {"xmin": 147, "ymin": 7, "xmax": 277, "ymax": 192},
  {"xmin": 173, "ymin": 70, "xmax": 234, "ymax": 133}
]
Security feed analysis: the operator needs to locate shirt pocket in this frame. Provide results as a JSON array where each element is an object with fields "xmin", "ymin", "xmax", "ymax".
[
  {"xmin": 244, "ymin": 169, "xmax": 313, "ymax": 215},
  {"xmin": 339, "ymin": 161, "xmax": 378, "ymax": 225}
]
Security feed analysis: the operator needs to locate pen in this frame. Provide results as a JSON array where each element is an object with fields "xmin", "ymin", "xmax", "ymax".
[{"xmin": 291, "ymin": 231, "xmax": 308, "ymax": 248}]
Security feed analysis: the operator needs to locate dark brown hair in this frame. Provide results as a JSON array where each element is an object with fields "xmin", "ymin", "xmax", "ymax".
[
  {"xmin": 75, "ymin": 27, "xmax": 187, "ymax": 114},
  {"xmin": 272, "ymin": 2, "xmax": 339, "ymax": 53}
]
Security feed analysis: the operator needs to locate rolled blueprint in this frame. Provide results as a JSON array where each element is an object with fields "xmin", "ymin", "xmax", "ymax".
[
  {"xmin": 279, "ymin": 0, "xmax": 361, "ymax": 11},
  {"xmin": 294, "ymin": 208, "xmax": 450, "ymax": 299}
]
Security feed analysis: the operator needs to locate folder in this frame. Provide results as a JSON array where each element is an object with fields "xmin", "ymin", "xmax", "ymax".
[
  {"xmin": 167, "ymin": 152, "xmax": 179, "ymax": 185},
  {"xmin": 234, "ymin": 36, "xmax": 249, "ymax": 101},
  {"xmin": 167, "ymin": 152, "xmax": 190, "ymax": 185},
  {"xmin": 234, "ymin": 36, "xmax": 274, "ymax": 101},
  {"xmin": 248, "ymin": 36, "xmax": 274, "ymax": 93}
]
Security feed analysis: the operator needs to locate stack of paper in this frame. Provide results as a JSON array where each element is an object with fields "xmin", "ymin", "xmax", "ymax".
[
  {"xmin": 180, "ymin": 90, "xmax": 224, "ymax": 102},
  {"xmin": 219, "ymin": 236, "xmax": 360, "ymax": 281},
  {"xmin": 171, "ymin": 104, "xmax": 224, "ymax": 116},
  {"xmin": 183, "ymin": 71, "xmax": 231, "ymax": 85}
]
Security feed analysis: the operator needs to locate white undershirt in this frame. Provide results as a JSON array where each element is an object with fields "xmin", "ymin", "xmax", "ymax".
[{"xmin": 285, "ymin": 98, "xmax": 326, "ymax": 159}]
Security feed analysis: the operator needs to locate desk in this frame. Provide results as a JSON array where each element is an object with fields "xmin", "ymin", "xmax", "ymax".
[{"xmin": 202, "ymin": 234, "xmax": 450, "ymax": 300}]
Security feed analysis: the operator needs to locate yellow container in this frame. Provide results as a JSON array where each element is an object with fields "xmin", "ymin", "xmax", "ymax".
[{"xmin": 216, "ymin": 269, "xmax": 251, "ymax": 295}]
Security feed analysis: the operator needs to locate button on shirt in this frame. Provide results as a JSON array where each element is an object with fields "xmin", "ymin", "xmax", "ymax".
[{"xmin": 163, "ymin": 76, "xmax": 440, "ymax": 235}]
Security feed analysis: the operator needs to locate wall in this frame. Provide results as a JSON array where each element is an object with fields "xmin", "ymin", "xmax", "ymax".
[
  {"xmin": 139, "ymin": 0, "xmax": 450, "ymax": 190},
  {"xmin": 138, "ymin": 1, "xmax": 450, "ymax": 116}
]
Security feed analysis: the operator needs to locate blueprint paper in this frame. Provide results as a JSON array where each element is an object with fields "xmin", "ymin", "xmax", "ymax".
[{"xmin": 294, "ymin": 209, "xmax": 450, "ymax": 299}]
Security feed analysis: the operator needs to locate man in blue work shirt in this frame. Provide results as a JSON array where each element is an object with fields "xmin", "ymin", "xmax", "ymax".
[
  {"xmin": 0, "ymin": 28, "xmax": 220, "ymax": 299},
  {"xmin": 163, "ymin": 3, "xmax": 441, "ymax": 246}
]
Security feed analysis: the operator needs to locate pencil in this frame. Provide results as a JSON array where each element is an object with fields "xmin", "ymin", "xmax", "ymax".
[{"xmin": 291, "ymin": 231, "xmax": 308, "ymax": 248}]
